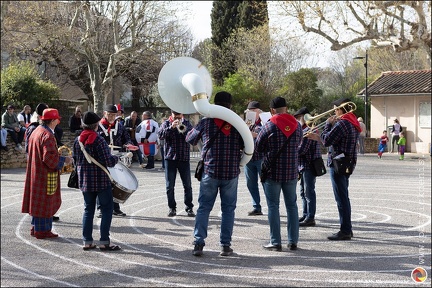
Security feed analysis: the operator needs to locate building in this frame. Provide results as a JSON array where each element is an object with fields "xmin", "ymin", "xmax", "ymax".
[{"xmin": 362, "ymin": 70, "xmax": 431, "ymax": 153}]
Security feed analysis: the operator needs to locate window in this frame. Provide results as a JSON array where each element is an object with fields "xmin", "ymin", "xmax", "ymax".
[{"xmin": 419, "ymin": 102, "xmax": 431, "ymax": 128}]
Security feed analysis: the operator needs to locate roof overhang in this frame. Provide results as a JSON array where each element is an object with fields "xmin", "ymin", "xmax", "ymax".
[{"xmin": 368, "ymin": 93, "xmax": 431, "ymax": 97}]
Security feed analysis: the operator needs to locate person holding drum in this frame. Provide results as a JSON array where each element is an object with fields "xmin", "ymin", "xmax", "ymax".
[
  {"xmin": 158, "ymin": 110, "xmax": 195, "ymax": 218},
  {"xmin": 97, "ymin": 104, "xmax": 137, "ymax": 217},
  {"xmin": 73, "ymin": 111, "xmax": 121, "ymax": 251}
]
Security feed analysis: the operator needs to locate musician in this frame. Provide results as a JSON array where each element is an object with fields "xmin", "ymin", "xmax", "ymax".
[
  {"xmin": 186, "ymin": 91, "xmax": 244, "ymax": 257},
  {"xmin": 255, "ymin": 96, "xmax": 302, "ymax": 251},
  {"xmin": 136, "ymin": 111, "xmax": 159, "ymax": 170},
  {"xmin": 158, "ymin": 110, "xmax": 195, "ymax": 218},
  {"xmin": 22, "ymin": 108, "xmax": 72, "ymax": 239},
  {"xmin": 68, "ymin": 106, "xmax": 83, "ymax": 135},
  {"xmin": 305, "ymin": 97, "xmax": 360, "ymax": 240},
  {"xmin": 124, "ymin": 111, "xmax": 143, "ymax": 167},
  {"xmin": 244, "ymin": 101, "xmax": 265, "ymax": 216},
  {"xmin": 97, "ymin": 104, "xmax": 134, "ymax": 217},
  {"xmin": 25, "ymin": 103, "xmax": 61, "ymax": 222},
  {"xmin": 295, "ymin": 107, "xmax": 321, "ymax": 227},
  {"xmin": 73, "ymin": 111, "xmax": 121, "ymax": 251}
]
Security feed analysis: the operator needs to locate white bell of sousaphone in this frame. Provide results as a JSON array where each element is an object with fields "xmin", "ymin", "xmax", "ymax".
[{"xmin": 158, "ymin": 57, "xmax": 254, "ymax": 166}]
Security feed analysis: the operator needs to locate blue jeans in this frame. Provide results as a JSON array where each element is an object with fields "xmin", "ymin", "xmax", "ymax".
[
  {"xmin": 165, "ymin": 159, "xmax": 193, "ymax": 210},
  {"xmin": 299, "ymin": 169, "xmax": 316, "ymax": 220},
  {"xmin": 132, "ymin": 139, "xmax": 144, "ymax": 164},
  {"xmin": 82, "ymin": 186, "xmax": 114, "ymax": 245},
  {"xmin": 263, "ymin": 179, "xmax": 299, "ymax": 245},
  {"xmin": 244, "ymin": 159, "xmax": 263, "ymax": 211},
  {"xmin": 329, "ymin": 167, "xmax": 352, "ymax": 235},
  {"xmin": 194, "ymin": 173, "xmax": 238, "ymax": 247},
  {"xmin": 160, "ymin": 147, "xmax": 165, "ymax": 168}
]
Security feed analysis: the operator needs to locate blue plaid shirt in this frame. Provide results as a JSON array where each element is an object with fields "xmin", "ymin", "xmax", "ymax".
[
  {"xmin": 298, "ymin": 125, "xmax": 322, "ymax": 171},
  {"xmin": 256, "ymin": 116, "xmax": 302, "ymax": 182},
  {"xmin": 251, "ymin": 121, "xmax": 265, "ymax": 161},
  {"xmin": 72, "ymin": 134, "xmax": 119, "ymax": 192},
  {"xmin": 186, "ymin": 118, "xmax": 243, "ymax": 180},
  {"xmin": 97, "ymin": 119, "xmax": 133, "ymax": 150},
  {"xmin": 158, "ymin": 119, "xmax": 193, "ymax": 161},
  {"xmin": 321, "ymin": 118, "xmax": 360, "ymax": 167}
]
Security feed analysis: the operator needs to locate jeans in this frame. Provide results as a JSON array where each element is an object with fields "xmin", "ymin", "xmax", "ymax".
[
  {"xmin": 299, "ymin": 169, "xmax": 317, "ymax": 220},
  {"xmin": 131, "ymin": 139, "xmax": 143, "ymax": 164},
  {"xmin": 391, "ymin": 135, "xmax": 400, "ymax": 152},
  {"xmin": 83, "ymin": 186, "xmax": 114, "ymax": 245},
  {"xmin": 263, "ymin": 178, "xmax": 299, "ymax": 245},
  {"xmin": 97, "ymin": 197, "xmax": 121, "ymax": 212},
  {"xmin": 6, "ymin": 127, "xmax": 25, "ymax": 145},
  {"xmin": 329, "ymin": 167, "xmax": 352, "ymax": 235},
  {"xmin": 194, "ymin": 173, "xmax": 238, "ymax": 247},
  {"xmin": 160, "ymin": 147, "xmax": 165, "ymax": 168},
  {"xmin": 358, "ymin": 135, "xmax": 365, "ymax": 154},
  {"xmin": 244, "ymin": 159, "xmax": 263, "ymax": 211},
  {"xmin": 1, "ymin": 128, "xmax": 7, "ymax": 146},
  {"xmin": 165, "ymin": 159, "xmax": 193, "ymax": 210}
]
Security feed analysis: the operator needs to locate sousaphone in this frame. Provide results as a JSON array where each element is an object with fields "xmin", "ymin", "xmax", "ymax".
[{"xmin": 158, "ymin": 57, "xmax": 254, "ymax": 166}]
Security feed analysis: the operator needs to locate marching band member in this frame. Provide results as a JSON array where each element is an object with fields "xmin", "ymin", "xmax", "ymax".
[
  {"xmin": 305, "ymin": 97, "xmax": 360, "ymax": 240},
  {"xmin": 158, "ymin": 110, "xmax": 195, "ymax": 218},
  {"xmin": 244, "ymin": 101, "xmax": 265, "ymax": 216},
  {"xmin": 97, "ymin": 104, "xmax": 135, "ymax": 217},
  {"xmin": 136, "ymin": 111, "xmax": 159, "ymax": 170}
]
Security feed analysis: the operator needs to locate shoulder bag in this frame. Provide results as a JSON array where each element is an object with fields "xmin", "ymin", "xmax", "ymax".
[{"xmin": 310, "ymin": 157, "xmax": 327, "ymax": 177}]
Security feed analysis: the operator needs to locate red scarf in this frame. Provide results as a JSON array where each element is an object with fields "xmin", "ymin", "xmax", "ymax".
[
  {"xmin": 270, "ymin": 114, "xmax": 298, "ymax": 137},
  {"xmin": 214, "ymin": 119, "xmax": 232, "ymax": 136},
  {"xmin": 100, "ymin": 118, "xmax": 115, "ymax": 133},
  {"xmin": 340, "ymin": 112, "xmax": 362, "ymax": 132},
  {"xmin": 79, "ymin": 130, "xmax": 98, "ymax": 145}
]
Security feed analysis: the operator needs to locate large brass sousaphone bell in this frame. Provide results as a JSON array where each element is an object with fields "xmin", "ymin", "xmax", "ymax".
[{"xmin": 158, "ymin": 57, "xmax": 254, "ymax": 166}]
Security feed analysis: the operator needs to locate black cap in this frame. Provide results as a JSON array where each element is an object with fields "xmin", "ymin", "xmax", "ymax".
[
  {"xmin": 7, "ymin": 105, "xmax": 15, "ymax": 110},
  {"xmin": 36, "ymin": 103, "xmax": 48, "ymax": 116},
  {"xmin": 104, "ymin": 104, "xmax": 117, "ymax": 113},
  {"xmin": 247, "ymin": 101, "xmax": 260, "ymax": 109},
  {"xmin": 214, "ymin": 91, "xmax": 232, "ymax": 105},
  {"xmin": 293, "ymin": 107, "xmax": 310, "ymax": 117},
  {"xmin": 269, "ymin": 97, "xmax": 286, "ymax": 109},
  {"xmin": 82, "ymin": 111, "xmax": 101, "ymax": 125},
  {"xmin": 331, "ymin": 98, "xmax": 351, "ymax": 107}
]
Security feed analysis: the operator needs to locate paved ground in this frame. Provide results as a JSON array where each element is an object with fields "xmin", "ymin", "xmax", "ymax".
[{"xmin": 1, "ymin": 152, "xmax": 431, "ymax": 287}]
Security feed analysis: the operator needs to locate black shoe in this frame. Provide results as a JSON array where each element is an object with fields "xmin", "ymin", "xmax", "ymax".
[
  {"xmin": 193, "ymin": 244, "xmax": 204, "ymax": 256},
  {"xmin": 287, "ymin": 243, "xmax": 297, "ymax": 250},
  {"xmin": 168, "ymin": 209, "xmax": 176, "ymax": 217},
  {"xmin": 263, "ymin": 243, "xmax": 282, "ymax": 252},
  {"xmin": 220, "ymin": 246, "xmax": 233, "ymax": 256},
  {"xmin": 248, "ymin": 209, "xmax": 263, "ymax": 216},
  {"xmin": 1, "ymin": 145, "xmax": 8, "ymax": 151},
  {"xmin": 186, "ymin": 208, "xmax": 195, "ymax": 217},
  {"xmin": 298, "ymin": 216, "xmax": 306, "ymax": 222},
  {"xmin": 113, "ymin": 210, "xmax": 126, "ymax": 216},
  {"xmin": 97, "ymin": 211, "xmax": 102, "ymax": 218},
  {"xmin": 299, "ymin": 218, "xmax": 316, "ymax": 227},
  {"xmin": 327, "ymin": 231, "xmax": 352, "ymax": 241},
  {"xmin": 52, "ymin": 216, "xmax": 60, "ymax": 222}
]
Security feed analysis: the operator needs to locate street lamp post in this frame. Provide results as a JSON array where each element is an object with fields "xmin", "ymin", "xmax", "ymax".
[{"xmin": 354, "ymin": 51, "xmax": 368, "ymax": 136}]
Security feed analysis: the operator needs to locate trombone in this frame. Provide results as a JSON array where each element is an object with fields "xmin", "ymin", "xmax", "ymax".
[{"xmin": 303, "ymin": 102, "xmax": 357, "ymax": 137}]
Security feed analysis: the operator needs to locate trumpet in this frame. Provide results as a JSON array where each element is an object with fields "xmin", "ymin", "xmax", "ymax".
[
  {"xmin": 177, "ymin": 123, "xmax": 186, "ymax": 134},
  {"xmin": 303, "ymin": 101, "xmax": 357, "ymax": 137}
]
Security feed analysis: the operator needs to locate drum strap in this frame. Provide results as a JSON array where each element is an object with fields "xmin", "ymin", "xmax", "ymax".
[{"xmin": 78, "ymin": 142, "xmax": 113, "ymax": 182}]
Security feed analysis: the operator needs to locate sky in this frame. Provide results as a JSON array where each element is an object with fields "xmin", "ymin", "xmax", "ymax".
[{"xmin": 181, "ymin": 1, "xmax": 338, "ymax": 68}]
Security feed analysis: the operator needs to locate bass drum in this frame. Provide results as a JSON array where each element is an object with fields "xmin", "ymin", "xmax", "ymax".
[{"xmin": 107, "ymin": 162, "xmax": 139, "ymax": 204}]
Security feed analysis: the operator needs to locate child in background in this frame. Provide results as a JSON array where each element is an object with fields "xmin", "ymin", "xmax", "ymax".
[
  {"xmin": 378, "ymin": 130, "xmax": 389, "ymax": 159},
  {"xmin": 397, "ymin": 132, "xmax": 406, "ymax": 160}
]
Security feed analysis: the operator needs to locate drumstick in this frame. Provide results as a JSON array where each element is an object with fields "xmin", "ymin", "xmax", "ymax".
[{"xmin": 108, "ymin": 145, "xmax": 122, "ymax": 149}]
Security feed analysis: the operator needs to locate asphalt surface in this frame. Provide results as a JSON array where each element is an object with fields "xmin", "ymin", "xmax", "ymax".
[{"xmin": 1, "ymin": 152, "xmax": 431, "ymax": 287}]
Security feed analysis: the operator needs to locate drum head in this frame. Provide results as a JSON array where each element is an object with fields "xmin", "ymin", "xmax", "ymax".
[{"xmin": 107, "ymin": 162, "xmax": 139, "ymax": 192}]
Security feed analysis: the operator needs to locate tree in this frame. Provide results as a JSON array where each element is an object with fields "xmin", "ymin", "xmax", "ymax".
[
  {"xmin": 276, "ymin": 68, "xmax": 323, "ymax": 113},
  {"xmin": 1, "ymin": 60, "xmax": 60, "ymax": 108},
  {"xmin": 1, "ymin": 1, "xmax": 191, "ymax": 115},
  {"xmin": 278, "ymin": 1, "xmax": 431, "ymax": 64}
]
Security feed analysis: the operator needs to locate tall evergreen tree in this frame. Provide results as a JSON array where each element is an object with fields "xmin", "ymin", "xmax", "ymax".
[{"xmin": 210, "ymin": 1, "xmax": 268, "ymax": 86}]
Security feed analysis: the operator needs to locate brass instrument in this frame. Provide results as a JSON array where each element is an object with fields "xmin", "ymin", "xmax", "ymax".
[
  {"xmin": 58, "ymin": 145, "xmax": 74, "ymax": 174},
  {"xmin": 177, "ymin": 123, "xmax": 187, "ymax": 134},
  {"xmin": 303, "ymin": 102, "xmax": 357, "ymax": 137}
]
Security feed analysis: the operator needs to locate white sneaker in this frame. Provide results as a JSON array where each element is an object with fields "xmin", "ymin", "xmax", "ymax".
[{"xmin": 158, "ymin": 168, "xmax": 165, "ymax": 172}]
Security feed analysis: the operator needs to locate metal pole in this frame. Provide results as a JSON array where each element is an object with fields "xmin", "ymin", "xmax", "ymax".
[{"xmin": 364, "ymin": 50, "xmax": 368, "ymax": 137}]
